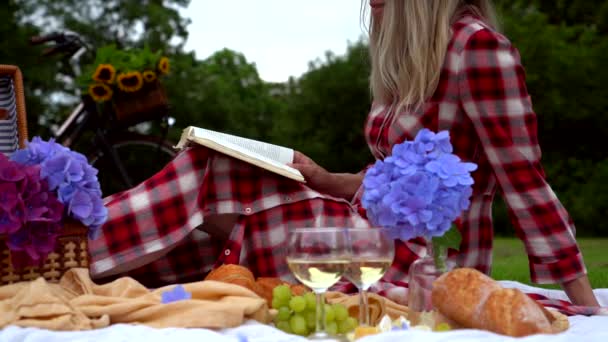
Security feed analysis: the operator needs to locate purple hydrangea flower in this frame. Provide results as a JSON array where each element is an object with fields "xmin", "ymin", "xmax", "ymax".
[
  {"xmin": 0, "ymin": 153, "xmax": 26, "ymax": 183},
  {"xmin": 361, "ymin": 129, "xmax": 478, "ymax": 240},
  {"xmin": 7, "ymin": 221, "xmax": 63, "ymax": 267},
  {"xmin": 161, "ymin": 285, "xmax": 192, "ymax": 304},
  {"xmin": 0, "ymin": 153, "xmax": 65, "ymax": 266}
]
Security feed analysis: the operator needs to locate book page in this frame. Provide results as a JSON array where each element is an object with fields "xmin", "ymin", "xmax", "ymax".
[
  {"xmin": 176, "ymin": 126, "xmax": 304, "ymax": 182},
  {"xmin": 191, "ymin": 127, "xmax": 294, "ymax": 164}
]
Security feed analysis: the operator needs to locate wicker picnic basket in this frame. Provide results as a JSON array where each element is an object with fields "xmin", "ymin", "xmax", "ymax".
[
  {"xmin": 0, "ymin": 222, "xmax": 89, "ymax": 284},
  {"xmin": 112, "ymin": 80, "xmax": 169, "ymax": 127},
  {"xmin": 0, "ymin": 65, "xmax": 90, "ymax": 285},
  {"xmin": 0, "ymin": 65, "xmax": 28, "ymax": 152}
]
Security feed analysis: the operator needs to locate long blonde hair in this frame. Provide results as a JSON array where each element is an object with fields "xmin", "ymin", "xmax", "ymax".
[{"xmin": 365, "ymin": 0, "xmax": 498, "ymax": 111}]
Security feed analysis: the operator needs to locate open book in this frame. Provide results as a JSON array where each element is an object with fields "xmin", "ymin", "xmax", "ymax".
[{"xmin": 174, "ymin": 126, "xmax": 305, "ymax": 183}]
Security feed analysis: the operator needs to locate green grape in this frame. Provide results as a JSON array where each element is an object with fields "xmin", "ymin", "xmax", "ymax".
[
  {"xmin": 276, "ymin": 320, "xmax": 292, "ymax": 333},
  {"xmin": 304, "ymin": 292, "xmax": 316, "ymax": 310},
  {"xmin": 345, "ymin": 317, "xmax": 358, "ymax": 331},
  {"xmin": 272, "ymin": 297, "xmax": 288, "ymax": 309},
  {"xmin": 276, "ymin": 306, "xmax": 292, "ymax": 321},
  {"xmin": 289, "ymin": 314, "xmax": 308, "ymax": 336},
  {"xmin": 326, "ymin": 321, "xmax": 338, "ymax": 336},
  {"xmin": 272, "ymin": 284, "xmax": 292, "ymax": 302},
  {"xmin": 324, "ymin": 304, "xmax": 335, "ymax": 322},
  {"xmin": 338, "ymin": 319, "xmax": 354, "ymax": 334},
  {"xmin": 333, "ymin": 304, "xmax": 348, "ymax": 322},
  {"xmin": 289, "ymin": 295, "xmax": 307, "ymax": 313},
  {"xmin": 304, "ymin": 310, "xmax": 316, "ymax": 329}
]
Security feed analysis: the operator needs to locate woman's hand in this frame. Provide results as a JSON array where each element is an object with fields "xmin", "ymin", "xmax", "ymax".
[
  {"xmin": 561, "ymin": 275, "xmax": 600, "ymax": 307},
  {"xmin": 289, "ymin": 151, "xmax": 363, "ymax": 200},
  {"xmin": 289, "ymin": 151, "xmax": 335, "ymax": 194}
]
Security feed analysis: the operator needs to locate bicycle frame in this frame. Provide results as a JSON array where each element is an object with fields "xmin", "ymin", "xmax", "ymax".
[
  {"xmin": 31, "ymin": 30, "xmax": 176, "ymax": 194},
  {"xmin": 54, "ymin": 102, "xmax": 85, "ymax": 145},
  {"xmin": 54, "ymin": 96, "xmax": 138, "ymax": 189}
]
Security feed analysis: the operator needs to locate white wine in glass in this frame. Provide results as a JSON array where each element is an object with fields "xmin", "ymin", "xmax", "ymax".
[
  {"xmin": 287, "ymin": 259, "xmax": 349, "ymax": 292},
  {"xmin": 343, "ymin": 228, "xmax": 395, "ymax": 326},
  {"xmin": 344, "ymin": 258, "xmax": 393, "ymax": 289},
  {"xmin": 286, "ymin": 227, "xmax": 350, "ymax": 341}
]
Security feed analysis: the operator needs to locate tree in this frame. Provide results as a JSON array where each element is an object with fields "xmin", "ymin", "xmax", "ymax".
[
  {"xmin": 164, "ymin": 49, "xmax": 282, "ymax": 142},
  {"xmin": 0, "ymin": 1, "xmax": 61, "ymax": 134},
  {"xmin": 274, "ymin": 41, "xmax": 373, "ymax": 173},
  {"xmin": 6, "ymin": 0, "xmax": 192, "ymax": 135},
  {"xmin": 490, "ymin": 2, "xmax": 608, "ymax": 236},
  {"xmin": 15, "ymin": 0, "xmax": 190, "ymax": 52}
]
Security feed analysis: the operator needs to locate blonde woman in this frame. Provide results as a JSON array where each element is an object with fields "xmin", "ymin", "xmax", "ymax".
[{"xmin": 90, "ymin": 0, "xmax": 599, "ymax": 309}]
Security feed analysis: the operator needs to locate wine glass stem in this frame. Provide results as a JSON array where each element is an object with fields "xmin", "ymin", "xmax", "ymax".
[
  {"xmin": 359, "ymin": 286, "xmax": 370, "ymax": 326},
  {"xmin": 315, "ymin": 291, "xmax": 326, "ymax": 334}
]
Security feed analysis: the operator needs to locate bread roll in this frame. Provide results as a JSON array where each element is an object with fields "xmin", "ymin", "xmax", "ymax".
[
  {"xmin": 431, "ymin": 267, "xmax": 501, "ymax": 327},
  {"xmin": 431, "ymin": 268, "xmax": 568, "ymax": 337},
  {"xmin": 477, "ymin": 288, "xmax": 552, "ymax": 336}
]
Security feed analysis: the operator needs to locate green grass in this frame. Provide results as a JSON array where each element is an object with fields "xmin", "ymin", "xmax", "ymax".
[{"xmin": 492, "ymin": 238, "xmax": 608, "ymax": 289}]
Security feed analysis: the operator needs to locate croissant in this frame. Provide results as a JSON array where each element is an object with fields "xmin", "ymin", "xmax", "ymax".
[
  {"xmin": 255, "ymin": 277, "xmax": 284, "ymax": 304},
  {"xmin": 204, "ymin": 264, "xmax": 261, "ymax": 295},
  {"xmin": 205, "ymin": 265, "xmax": 309, "ymax": 306},
  {"xmin": 255, "ymin": 277, "xmax": 308, "ymax": 305},
  {"xmin": 431, "ymin": 268, "xmax": 568, "ymax": 337},
  {"xmin": 290, "ymin": 284, "xmax": 308, "ymax": 296}
]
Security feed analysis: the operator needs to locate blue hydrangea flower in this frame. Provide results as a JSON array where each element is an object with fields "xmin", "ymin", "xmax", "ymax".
[
  {"xmin": 361, "ymin": 129, "xmax": 478, "ymax": 240},
  {"xmin": 10, "ymin": 137, "xmax": 107, "ymax": 239},
  {"xmin": 161, "ymin": 285, "xmax": 192, "ymax": 304},
  {"xmin": 10, "ymin": 137, "xmax": 68, "ymax": 166}
]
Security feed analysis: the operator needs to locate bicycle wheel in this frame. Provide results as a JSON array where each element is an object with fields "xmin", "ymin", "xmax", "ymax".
[{"xmin": 89, "ymin": 133, "xmax": 177, "ymax": 196}]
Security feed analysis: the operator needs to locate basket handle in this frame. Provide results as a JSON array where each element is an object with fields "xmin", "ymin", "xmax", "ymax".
[{"xmin": 0, "ymin": 65, "xmax": 29, "ymax": 147}]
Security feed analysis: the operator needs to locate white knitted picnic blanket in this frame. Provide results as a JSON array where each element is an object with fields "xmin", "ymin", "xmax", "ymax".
[{"xmin": 1, "ymin": 281, "xmax": 607, "ymax": 342}]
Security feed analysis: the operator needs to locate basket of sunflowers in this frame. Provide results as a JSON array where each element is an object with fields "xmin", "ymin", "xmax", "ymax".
[{"xmin": 78, "ymin": 45, "xmax": 170, "ymax": 127}]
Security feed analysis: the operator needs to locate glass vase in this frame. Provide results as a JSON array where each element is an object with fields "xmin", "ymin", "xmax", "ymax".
[{"xmin": 407, "ymin": 239, "xmax": 455, "ymax": 325}]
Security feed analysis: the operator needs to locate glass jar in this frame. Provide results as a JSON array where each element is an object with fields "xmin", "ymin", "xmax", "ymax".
[{"xmin": 407, "ymin": 239, "xmax": 455, "ymax": 324}]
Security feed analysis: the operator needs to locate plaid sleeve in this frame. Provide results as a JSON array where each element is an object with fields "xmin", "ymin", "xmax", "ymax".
[{"xmin": 458, "ymin": 28, "xmax": 586, "ymax": 284}]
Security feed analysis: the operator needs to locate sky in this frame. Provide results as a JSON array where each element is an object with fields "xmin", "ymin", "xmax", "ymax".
[{"xmin": 182, "ymin": 0, "xmax": 368, "ymax": 83}]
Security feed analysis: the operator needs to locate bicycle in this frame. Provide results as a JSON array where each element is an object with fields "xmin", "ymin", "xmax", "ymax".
[{"xmin": 29, "ymin": 31, "xmax": 178, "ymax": 196}]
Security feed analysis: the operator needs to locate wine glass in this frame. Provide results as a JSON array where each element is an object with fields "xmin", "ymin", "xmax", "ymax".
[
  {"xmin": 286, "ymin": 227, "xmax": 350, "ymax": 341},
  {"xmin": 343, "ymin": 228, "xmax": 395, "ymax": 326}
]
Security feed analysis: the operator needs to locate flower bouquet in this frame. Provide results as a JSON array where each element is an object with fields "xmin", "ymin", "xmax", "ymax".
[
  {"xmin": 361, "ymin": 128, "xmax": 477, "ymax": 315},
  {"xmin": 0, "ymin": 137, "xmax": 107, "ymax": 282},
  {"xmin": 77, "ymin": 44, "xmax": 170, "ymax": 126}
]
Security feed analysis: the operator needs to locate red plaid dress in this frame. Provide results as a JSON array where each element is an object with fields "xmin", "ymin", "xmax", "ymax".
[{"xmin": 89, "ymin": 14, "xmax": 591, "ymax": 312}]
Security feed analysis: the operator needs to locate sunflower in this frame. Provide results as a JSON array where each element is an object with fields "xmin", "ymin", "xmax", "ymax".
[
  {"xmin": 116, "ymin": 71, "xmax": 144, "ymax": 92},
  {"xmin": 92, "ymin": 64, "xmax": 116, "ymax": 84},
  {"xmin": 89, "ymin": 83, "xmax": 113, "ymax": 102},
  {"xmin": 142, "ymin": 70, "xmax": 157, "ymax": 83},
  {"xmin": 158, "ymin": 57, "xmax": 170, "ymax": 75}
]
